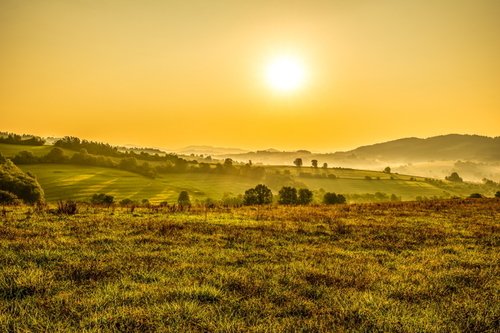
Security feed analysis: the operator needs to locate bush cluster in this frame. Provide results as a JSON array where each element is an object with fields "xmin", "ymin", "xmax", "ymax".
[{"xmin": 0, "ymin": 153, "xmax": 44, "ymax": 204}]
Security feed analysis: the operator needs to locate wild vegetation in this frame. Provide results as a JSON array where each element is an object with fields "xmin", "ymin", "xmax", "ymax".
[
  {"xmin": 4, "ymin": 142, "xmax": 265, "ymax": 180},
  {"xmin": 0, "ymin": 153, "xmax": 44, "ymax": 203},
  {"xmin": 0, "ymin": 198, "xmax": 499, "ymax": 332},
  {"xmin": 2, "ymin": 138, "xmax": 500, "ymax": 205},
  {"xmin": 0, "ymin": 133, "xmax": 45, "ymax": 146}
]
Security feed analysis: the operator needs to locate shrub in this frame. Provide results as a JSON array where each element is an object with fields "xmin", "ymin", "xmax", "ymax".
[
  {"xmin": 0, "ymin": 190, "xmax": 21, "ymax": 205},
  {"xmin": 390, "ymin": 194, "xmax": 401, "ymax": 202},
  {"xmin": 56, "ymin": 200, "xmax": 78, "ymax": 215},
  {"xmin": 468, "ymin": 193, "xmax": 484, "ymax": 199},
  {"xmin": 119, "ymin": 198, "xmax": 138, "ymax": 206},
  {"xmin": 91, "ymin": 193, "xmax": 115, "ymax": 205},
  {"xmin": 0, "ymin": 153, "xmax": 44, "ymax": 203},
  {"xmin": 177, "ymin": 191, "xmax": 191, "ymax": 206}
]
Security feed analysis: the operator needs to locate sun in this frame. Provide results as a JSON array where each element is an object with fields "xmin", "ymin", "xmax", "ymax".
[{"xmin": 265, "ymin": 56, "xmax": 305, "ymax": 92}]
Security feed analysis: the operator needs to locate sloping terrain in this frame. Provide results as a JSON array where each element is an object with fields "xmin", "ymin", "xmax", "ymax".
[
  {"xmin": 347, "ymin": 134, "xmax": 500, "ymax": 163},
  {"xmin": 16, "ymin": 164, "xmax": 467, "ymax": 203}
]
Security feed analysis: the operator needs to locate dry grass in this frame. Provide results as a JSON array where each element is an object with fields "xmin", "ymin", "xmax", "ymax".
[{"xmin": 1, "ymin": 198, "xmax": 499, "ymax": 332}]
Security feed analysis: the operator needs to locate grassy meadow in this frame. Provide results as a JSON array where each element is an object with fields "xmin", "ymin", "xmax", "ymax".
[
  {"xmin": 16, "ymin": 164, "xmax": 260, "ymax": 203},
  {"xmin": 0, "ymin": 143, "xmax": 74, "ymax": 157},
  {"xmin": 1, "ymin": 198, "xmax": 499, "ymax": 332},
  {"xmin": 0, "ymin": 142, "xmax": 492, "ymax": 204},
  {"xmin": 15, "ymin": 163, "xmax": 466, "ymax": 204}
]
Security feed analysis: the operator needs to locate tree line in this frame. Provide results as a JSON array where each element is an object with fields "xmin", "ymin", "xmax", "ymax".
[
  {"xmin": 54, "ymin": 136, "xmax": 185, "ymax": 164},
  {"xmin": 189, "ymin": 185, "xmax": 345, "ymax": 206},
  {"xmin": 8, "ymin": 148, "xmax": 267, "ymax": 180},
  {"xmin": 0, "ymin": 133, "xmax": 45, "ymax": 146}
]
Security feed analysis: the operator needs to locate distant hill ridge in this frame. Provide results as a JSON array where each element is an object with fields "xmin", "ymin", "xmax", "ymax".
[
  {"xmin": 2, "ymin": 131, "xmax": 498, "ymax": 164},
  {"xmin": 207, "ymin": 134, "xmax": 500, "ymax": 168},
  {"xmin": 346, "ymin": 134, "xmax": 500, "ymax": 163},
  {"xmin": 175, "ymin": 145, "xmax": 251, "ymax": 156}
]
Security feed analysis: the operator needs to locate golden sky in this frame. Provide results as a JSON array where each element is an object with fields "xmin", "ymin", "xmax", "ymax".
[{"xmin": 1, "ymin": 0, "xmax": 499, "ymax": 152}]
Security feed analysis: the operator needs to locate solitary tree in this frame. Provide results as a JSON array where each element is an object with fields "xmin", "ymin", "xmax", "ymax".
[
  {"xmin": 177, "ymin": 191, "xmax": 191, "ymax": 206},
  {"xmin": 311, "ymin": 160, "xmax": 318, "ymax": 168},
  {"xmin": 322, "ymin": 163, "xmax": 328, "ymax": 169},
  {"xmin": 390, "ymin": 194, "xmax": 401, "ymax": 202},
  {"xmin": 445, "ymin": 172, "xmax": 463, "ymax": 183},
  {"xmin": 243, "ymin": 184, "xmax": 273, "ymax": 205},
  {"xmin": 223, "ymin": 158, "xmax": 236, "ymax": 174},
  {"xmin": 384, "ymin": 166, "xmax": 391, "ymax": 174},
  {"xmin": 293, "ymin": 158, "xmax": 303, "ymax": 168},
  {"xmin": 278, "ymin": 186, "xmax": 298, "ymax": 205}
]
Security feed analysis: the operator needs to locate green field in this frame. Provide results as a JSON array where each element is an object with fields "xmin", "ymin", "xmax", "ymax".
[
  {"xmin": 1, "ymin": 199, "xmax": 499, "ymax": 332},
  {"xmin": 16, "ymin": 163, "xmax": 467, "ymax": 204},
  {"xmin": 267, "ymin": 166, "xmax": 453, "ymax": 200},
  {"xmin": 299, "ymin": 178, "xmax": 451, "ymax": 201},
  {"xmin": 0, "ymin": 143, "xmax": 74, "ymax": 157},
  {"xmin": 1, "ymin": 143, "xmax": 477, "ymax": 203},
  {"xmin": 16, "ymin": 164, "xmax": 260, "ymax": 203}
]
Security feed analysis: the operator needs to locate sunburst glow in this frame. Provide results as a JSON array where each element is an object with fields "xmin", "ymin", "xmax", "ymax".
[{"xmin": 265, "ymin": 56, "xmax": 305, "ymax": 92}]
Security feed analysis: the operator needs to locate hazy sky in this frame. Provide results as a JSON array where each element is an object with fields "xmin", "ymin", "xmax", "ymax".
[{"xmin": 1, "ymin": 0, "xmax": 499, "ymax": 152}]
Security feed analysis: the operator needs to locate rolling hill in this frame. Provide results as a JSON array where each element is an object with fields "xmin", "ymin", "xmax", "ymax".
[
  {"xmin": 14, "ymin": 163, "xmax": 475, "ymax": 204},
  {"xmin": 345, "ymin": 134, "xmax": 500, "ymax": 163},
  {"xmin": 211, "ymin": 134, "xmax": 500, "ymax": 182},
  {"xmin": 2, "ymin": 136, "xmax": 498, "ymax": 203}
]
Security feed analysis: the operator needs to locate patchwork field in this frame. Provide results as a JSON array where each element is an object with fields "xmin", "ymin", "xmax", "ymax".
[
  {"xmin": 0, "ymin": 143, "xmax": 73, "ymax": 157},
  {"xmin": 0, "ymin": 143, "xmax": 484, "ymax": 203},
  {"xmin": 16, "ymin": 163, "xmax": 467, "ymax": 204},
  {"xmin": 17, "ymin": 164, "xmax": 259, "ymax": 203}
]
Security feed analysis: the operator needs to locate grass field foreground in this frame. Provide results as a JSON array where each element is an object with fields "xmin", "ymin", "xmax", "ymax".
[{"xmin": 1, "ymin": 199, "xmax": 499, "ymax": 332}]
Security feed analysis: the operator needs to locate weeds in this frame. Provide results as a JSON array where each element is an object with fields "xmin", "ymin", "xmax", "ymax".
[
  {"xmin": 0, "ymin": 199, "xmax": 499, "ymax": 332},
  {"xmin": 56, "ymin": 199, "xmax": 78, "ymax": 215}
]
